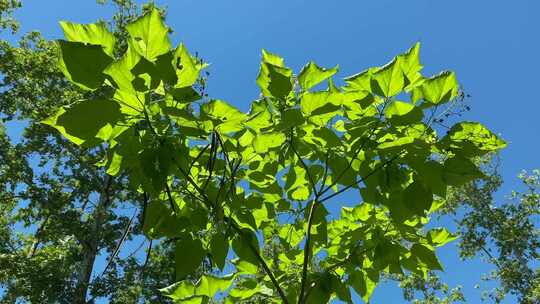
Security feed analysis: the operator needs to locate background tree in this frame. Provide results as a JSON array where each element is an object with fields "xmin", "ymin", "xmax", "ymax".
[
  {"xmin": 0, "ymin": 1, "xmax": 180, "ymax": 303},
  {"xmin": 392, "ymin": 161, "xmax": 539, "ymax": 304}
]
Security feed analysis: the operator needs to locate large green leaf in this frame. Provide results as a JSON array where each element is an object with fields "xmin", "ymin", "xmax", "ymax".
[
  {"xmin": 298, "ymin": 61, "xmax": 338, "ymax": 90},
  {"xmin": 57, "ymin": 40, "xmax": 113, "ymax": 90},
  {"xmin": 443, "ymin": 155, "xmax": 484, "ymax": 186},
  {"xmin": 42, "ymin": 99, "xmax": 125, "ymax": 146},
  {"xmin": 348, "ymin": 269, "xmax": 378, "ymax": 302},
  {"xmin": 210, "ymin": 232, "xmax": 229, "ymax": 271},
  {"xmin": 160, "ymin": 274, "xmax": 234, "ymax": 301},
  {"xmin": 104, "ymin": 45, "xmax": 141, "ymax": 93},
  {"xmin": 126, "ymin": 8, "xmax": 171, "ymax": 60},
  {"xmin": 176, "ymin": 235, "xmax": 206, "ymax": 280},
  {"xmin": 253, "ymin": 132, "xmax": 286, "ymax": 153},
  {"xmin": 427, "ymin": 228, "xmax": 458, "ymax": 247},
  {"xmin": 402, "ymin": 178, "xmax": 433, "ymax": 216},
  {"xmin": 410, "ymin": 244, "xmax": 443, "ymax": 270},
  {"xmin": 201, "ymin": 99, "xmax": 247, "ymax": 132},
  {"xmin": 384, "ymin": 100, "xmax": 424, "ymax": 125},
  {"xmin": 172, "ymin": 43, "xmax": 206, "ymax": 88},
  {"xmin": 439, "ymin": 122, "xmax": 506, "ymax": 156},
  {"xmin": 414, "ymin": 71, "xmax": 458, "ymax": 104},
  {"xmin": 256, "ymin": 50, "xmax": 293, "ymax": 99},
  {"xmin": 344, "ymin": 67, "xmax": 378, "ymax": 92},
  {"xmin": 60, "ymin": 21, "xmax": 116, "ymax": 56},
  {"xmin": 300, "ymin": 91, "xmax": 340, "ymax": 117},
  {"xmin": 399, "ymin": 42, "xmax": 423, "ymax": 89},
  {"xmin": 371, "ymin": 57, "xmax": 404, "ymax": 97}
]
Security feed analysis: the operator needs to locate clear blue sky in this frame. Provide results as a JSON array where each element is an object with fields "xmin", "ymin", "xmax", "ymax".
[{"xmin": 6, "ymin": 0, "xmax": 540, "ymax": 303}]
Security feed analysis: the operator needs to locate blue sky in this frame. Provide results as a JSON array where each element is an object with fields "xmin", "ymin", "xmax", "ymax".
[{"xmin": 5, "ymin": 0, "xmax": 540, "ymax": 303}]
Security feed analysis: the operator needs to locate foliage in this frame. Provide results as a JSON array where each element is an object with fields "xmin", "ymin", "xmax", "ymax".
[
  {"xmin": 0, "ymin": 0, "xmax": 20, "ymax": 33},
  {"xmin": 445, "ymin": 168, "xmax": 540, "ymax": 303},
  {"xmin": 397, "ymin": 272, "xmax": 465, "ymax": 304},
  {"xmin": 394, "ymin": 161, "xmax": 540, "ymax": 304},
  {"xmin": 0, "ymin": 1, "xmax": 177, "ymax": 303},
  {"xmin": 42, "ymin": 5, "xmax": 507, "ymax": 303}
]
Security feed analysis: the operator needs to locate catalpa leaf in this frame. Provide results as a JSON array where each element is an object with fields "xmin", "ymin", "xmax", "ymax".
[
  {"xmin": 344, "ymin": 67, "xmax": 378, "ymax": 92},
  {"xmin": 384, "ymin": 100, "xmax": 423, "ymax": 125},
  {"xmin": 371, "ymin": 56, "xmax": 405, "ymax": 97},
  {"xmin": 126, "ymin": 8, "xmax": 171, "ymax": 60},
  {"xmin": 443, "ymin": 155, "xmax": 484, "ymax": 186},
  {"xmin": 410, "ymin": 244, "xmax": 443, "ymax": 270},
  {"xmin": 298, "ymin": 61, "xmax": 338, "ymax": 90},
  {"xmin": 256, "ymin": 50, "xmax": 293, "ymax": 99},
  {"xmin": 439, "ymin": 121, "xmax": 506, "ymax": 156},
  {"xmin": 42, "ymin": 99, "xmax": 125, "ymax": 146},
  {"xmin": 253, "ymin": 132, "xmax": 286, "ymax": 153},
  {"xmin": 160, "ymin": 274, "xmax": 234, "ymax": 301},
  {"xmin": 104, "ymin": 45, "xmax": 141, "ymax": 93},
  {"xmin": 60, "ymin": 20, "xmax": 116, "ymax": 56},
  {"xmin": 415, "ymin": 71, "xmax": 458, "ymax": 104},
  {"xmin": 173, "ymin": 43, "xmax": 206, "ymax": 88},
  {"xmin": 399, "ymin": 42, "xmax": 423, "ymax": 89},
  {"xmin": 175, "ymin": 235, "xmax": 206, "ymax": 280},
  {"xmin": 427, "ymin": 228, "xmax": 458, "ymax": 247},
  {"xmin": 57, "ymin": 40, "xmax": 113, "ymax": 90}
]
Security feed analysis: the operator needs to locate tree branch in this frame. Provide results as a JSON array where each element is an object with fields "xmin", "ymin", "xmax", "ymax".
[
  {"xmin": 319, "ymin": 153, "xmax": 401, "ymax": 204},
  {"xmin": 288, "ymin": 136, "xmax": 321, "ymax": 304},
  {"xmin": 169, "ymin": 140, "xmax": 290, "ymax": 304},
  {"xmin": 101, "ymin": 210, "xmax": 137, "ymax": 276}
]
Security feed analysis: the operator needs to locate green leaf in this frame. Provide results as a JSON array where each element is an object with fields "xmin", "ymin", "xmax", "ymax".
[
  {"xmin": 143, "ymin": 200, "xmax": 188, "ymax": 239},
  {"xmin": 349, "ymin": 269, "xmax": 378, "ymax": 302},
  {"xmin": 443, "ymin": 156, "xmax": 484, "ymax": 186},
  {"xmin": 160, "ymin": 274, "xmax": 234, "ymax": 301},
  {"xmin": 384, "ymin": 100, "xmax": 423, "ymax": 125},
  {"xmin": 176, "ymin": 235, "xmax": 206, "ymax": 280},
  {"xmin": 126, "ymin": 8, "xmax": 171, "ymax": 60},
  {"xmin": 60, "ymin": 21, "xmax": 116, "ymax": 56},
  {"xmin": 201, "ymin": 99, "xmax": 247, "ymax": 133},
  {"xmin": 103, "ymin": 45, "xmax": 141, "ymax": 93},
  {"xmin": 256, "ymin": 50, "xmax": 293, "ymax": 99},
  {"xmin": 410, "ymin": 244, "xmax": 443, "ymax": 270},
  {"xmin": 172, "ymin": 43, "xmax": 206, "ymax": 88},
  {"xmin": 57, "ymin": 40, "xmax": 113, "ymax": 90},
  {"xmin": 234, "ymin": 259, "xmax": 259, "ymax": 275},
  {"xmin": 278, "ymin": 108, "xmax": 305, "ymax": 130},
  {"xmin": 331, "ymin": 275, "xmax": 353, "ymax": 303},
  {"xmin": 210, "ymin": 232, "xmax": 229, "ymax": 271},
  {"xmin": 197, "ymin": 274, "xmax": 234, "ymax": 298},
  {"xmin": 253, "ymin": 132, "xmax": 286, "ymax": 153},
  {"xmin": 399, "ymin": 42, "xmax": 423, "ymax": 89},
  {"xmin": 42, "ymin": 99, "xmax": 125, "ymax": 146},
  {"xmin": 427, "ymin": 228, "xmax": 458, "ymax": 247},
  {"xmin": 402, "ymin": 178, "xmax": 433, "ymax": 216},
  {"xmin": 231, "ymin": 231, "xmax": 261, "ymax": 267},
  {"xmin": 344, "ymin": 67, "xmax": 378, "ymax": 92},
  {"xmin": 298, "ymin": 61, "xmax": 338, "ymax": 90},
  {"xmin": 439, "ymin": 122, "xmax": 506, "ymax": 156},
  {"xmin": 371, "ymin": 57, "xmax": 404, "ymax": 97},
  {"xmin": 417, "ymin": 71, "xmax": 458, "ymax": 104},
  {"xmin": 412, "ymin": 161, "xmax": 447, "ymax": 197},
  {"xmin": 261, "ymin": 49, "xmax": 284, "ymax": 67}
]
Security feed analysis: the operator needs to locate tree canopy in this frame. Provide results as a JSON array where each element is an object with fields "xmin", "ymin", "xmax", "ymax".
[{"xmin": 37, "ymin": 5, "xmax": 509, "ymax": 303}]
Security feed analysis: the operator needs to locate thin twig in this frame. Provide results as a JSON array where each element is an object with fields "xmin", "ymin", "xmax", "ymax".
[
  {"xmin": 101, "ymin": 211, "xmax": 137, "ymax": 276},
  {"xmin": 164, "ymin": 183, "xmax": 177, "ymax": 214},
  {"xmin": 319, "ymin": 153, "xmax": 401, "ymax": 204}
]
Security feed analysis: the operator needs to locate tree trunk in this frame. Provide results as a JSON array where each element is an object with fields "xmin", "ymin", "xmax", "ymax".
[{"xmin": 74, "ymin": 175, "xmax": 112, "ymax": 304}]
